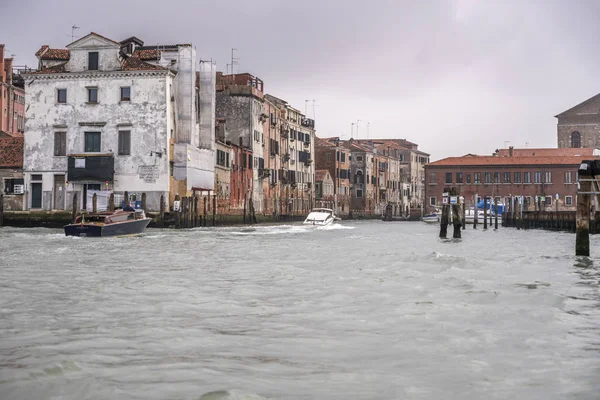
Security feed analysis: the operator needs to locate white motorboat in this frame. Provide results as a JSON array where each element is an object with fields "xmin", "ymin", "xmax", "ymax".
[
  {"xmin": 303, "ymin": 208, "xmax": 338, "ymax": 226},
  {"xmin": 422, "ymin": 209, "xmax": 441, "ymax": 224}
]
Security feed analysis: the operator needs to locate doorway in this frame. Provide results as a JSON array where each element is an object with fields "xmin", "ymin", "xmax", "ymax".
[
  {"xmin": 31, "ymin": 183, "xmax": 42, "ymax": 208},
  {"xmin": 54, "ymin": 175, "xmax": 65, "ymax": 210}
]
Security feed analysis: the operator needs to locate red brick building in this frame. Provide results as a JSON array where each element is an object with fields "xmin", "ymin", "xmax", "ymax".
[
  {"xmin": 0, "ymin": 45, "xmax": 25, "ymax": 138},
  {"xmin": 314, "ymin": 137, "xmax": 351, "ymax": 215},
  {"xmin": 229, "ymin": 142, "xmax": 253, "ymax": 213},
  {"xmin": 1, "ymin": 137, "xmax": 24, "ymax": 210},
  {"xmin": 425, "ymin": 148, "xmax": 598, "ymax": 212}
]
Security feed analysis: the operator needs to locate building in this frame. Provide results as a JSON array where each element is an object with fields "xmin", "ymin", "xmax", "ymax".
[
  {"xmin": 0, "ymin": 44, "xmax": 25, "ymax": 138},
  {"xmin": 0, "ymin": 137, "xmax": 24, "ymax": 210},
  {"xmin": 230, "ymin": 141, "xmax": 253, "ymax": 215},
  {"xmin": 347, "ymin": 141, "xmax": 377, "ymax": 213},
  {"xmin": 424, "ymin": 147, "xmax": 597, "ymax": 212},
  {"xmin": 314, "ymin": 137, "xmax": 350, "ymax": 215},
  {"xmin": 262, "ymin": 96, "xmax": 283, "ymax": 216},
  {"xmin": 315, "ymin": 169, "xmax": 334, "ymax": 208},
  {"xmin": 215, "ymin": 120, "xmax": 232, "ymax": 214},
  {"xmin": 23, "ymin": 32, "xmax": 216, "ymax": 211},
  {"xmin": 556, "ymin": 93, "xmax": 600, "ymax": 149}
]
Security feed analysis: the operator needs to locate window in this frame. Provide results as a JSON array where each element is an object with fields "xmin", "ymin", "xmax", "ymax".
[
  {"xmin": 121, "ymin": 87, "xmax": 131, "ymax": 101},
  {"xmin": 565, "ymin": 171, "xmax": 572, "ymax": 184},
  {"xmin": 514, "ymin": 172, "xmax": 521, "ymax": 183},
  {"xmin": 571, "ymin": 131, "xmax": 581, "ymax": 148},
  {"xmin": 544, "ymin": 171, "xmax": 552, "ymax": 184},
  {"xmin": 429, "ymin": 171, "xmax": 436, "ymax": 183},
  {"xmin": 484, "ymin": 172, "xmax": 491, "ymax": 184},
  {"xmin": 3, "ymin": 178, "xmax": 24, "ymax": 195},
  {"xmin": 445, "ymin": 172, "xmax": 452, "ymax": 184},
  {"xmin": 456, "ymin": 172, "xmax": 463, "ymax": 184},
  {"xmin": 356, "ymin": 156, "xmax": 363, "ymax": 162},
  {"xmin": 118, "ymin": 130, "xmax": 131, "ymax": 155},
  {"xmin": 54, "ymin": 132, "xmax": 66, "ymax": 156},
  {"xmin": 534, "ymin": 172, "xmax": 541, "ymax": 183},
  {"xmin": 504, "ymin": 172, "xmax": 510, "ymax": 183},
  {"xmin": 31, "ymin": 174, "xmax": 42, "ymax": 181},
  {"xmin": 57, "ymin": 89, "xmax": 67, "ymax": 103},
  {"xmin": 474, "ymin": 172, "xmax": 481, "ymax": 184},
  {"xmin": 84, "ymin": 132, "xmax": 101, "ymax": 152},
  {"xmin": 356, "ymin": 189, "xmax": 363, "ymax": 198},
  {"xmin": 88, "ymin": 87, "xmax": 98, "ymax": 103},
  {"xmin": 430, "ymin": 197, "xmax": 436, "ymax": 206},
  {"xmin": 565, "ymin": 196, "xmax": 573, "ymax": 206},
  {"xmin": 466, "ymin": 174, "xmax": 471, "ymax": 184},
  {"xmin": 341, "ymin": 153, "xmax": 346, "ymax": 162},
  {"xmin": 524, "ymin": 172, "xmax": 531, "ymax": 184},
  {"xmin": 493, "ymin": 172, "xmax": 500, "ymax": 184},
  {"xmin": 326, "ymin": 153, "xmax": 331, "ymax": 161},
  {"xmin": 88, "ymin": 52, "xmax": 99, "ymax": 70},
  {"xmin": 545, "ymin": 197, "xmax": 552, "ymax": 206}
]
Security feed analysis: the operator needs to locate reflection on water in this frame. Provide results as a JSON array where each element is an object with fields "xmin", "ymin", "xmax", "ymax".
[{"xmin": 0, "ymin": 222, "xmax": 599, "ymax": 400}]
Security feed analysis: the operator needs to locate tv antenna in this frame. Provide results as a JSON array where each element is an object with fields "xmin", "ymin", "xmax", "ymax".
[
  {"xmin": 305, "ymin": 100, "xmax": 309, "ymax": 116},
  {"xmin": 312, "ymin": 99, "xmax": 316, "ymax": 120},
  {"xmin": 351, "ymin": 122, "xmax": 356, "ymax": 139},
  {"xmin": 367, "ymin": 122, "xmax": 370, "ymax": 139},
  {"xmin": 71, "ymin": 25, "xmax": 80, "ymax": 42},
  {"xmin": 504, "ymin": 140, "xmax": 510, "ymax": 148},
  {"xmin": 356, "ymin": 119, "xmax": 361, "ymax": 139},
  {"xmin": 231, "ymin": 48, "xmax": 239, "ymax": 76}
]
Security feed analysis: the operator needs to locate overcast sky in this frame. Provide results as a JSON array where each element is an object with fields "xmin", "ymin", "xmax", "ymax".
[{"xmin": 2, "ymin": 0, "xmax": 600, "ymax": 160}]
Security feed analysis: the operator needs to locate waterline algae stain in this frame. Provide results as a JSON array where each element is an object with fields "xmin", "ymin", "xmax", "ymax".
[{"xmin": 0, "ymin": 222, "xmax": 599, "ymax": 399}]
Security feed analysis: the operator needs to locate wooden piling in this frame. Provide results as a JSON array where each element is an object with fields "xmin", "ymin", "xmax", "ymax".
[
  {"xmin": 71, "ymin": 192, "xmax": 78, "ymax": 223},
  {"xmin": 160, "ymin": 194, "xmax": 165, "ymax": 227},
  {"xmin": 0, "ymin": 193, "xmax": 4, "ymax": 227},
  {"xmin": 452, "ymin": 189, "xmax": 461, "ymax": 238},
  {"xmin": 212, "ymin": 195, "xmax": 216, "ymax": 226},
  {"xmin": 461, "ymin": 198, "xmax": 466, "ymax": 230},
  {"xmin": 483, "ymin": 197, "xmax": 488, "ymax": 230},
  {"xmin": 141, "ymin": 193, "xmax": 147, "ymax": 212},
  {"xmin": 123, "ymin": 191, "xmax": 129, "ymax": 209},
  {"xmin": 193, "ymin": 196, "xmax": 199, "ymax": 227},
  {"xmin": 439, "ymin": 188, "xmax": 450, "ymax": 238},
  {"xmin": 203, "ymin": 196, "xmax": 207, "ymax": 227},
  {"xmin": 576, "ymin": 174, "xmax": 591, "ymax": 256},
  {"xmin": 92, "ymin": 193, "xmax": 97, "ymax": 213},
  {"xmin": 108, "ymin": 193, "xmax": 115, "ymax": 211},
  {"xmin": 494, "ymin": 197, "xmax": 498, "ymax": 230},
  {"xmin": 174, "ymin": 194, "xmax": 181, "ymax": 229},
  {"xmin": 473, "ymin": 193, "xmax": 478, "ymax": 229}
]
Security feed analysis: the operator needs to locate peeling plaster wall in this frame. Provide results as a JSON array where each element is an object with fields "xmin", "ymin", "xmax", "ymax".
[{"xmin": 23, "ymin": 71, "xmax": 172, "ymax": 211}]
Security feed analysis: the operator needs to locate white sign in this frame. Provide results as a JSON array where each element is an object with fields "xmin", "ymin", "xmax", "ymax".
[
  {"xmin": 75, "ymin": 158, "xmax": 86, "ymax": 168},
  {"xmin": 442, "ymin": 192, "xmax": 449, "ymax": 197},
  {"xmin": 450, "ymin": 196, "xmax": 458, "ymax": 204},
  {"xmin": 442, "ymin": 197, "xmax": 449, "ymax": 204},
  {"xmin": 173, "ymin": 200, "xmax": 180, "ymax": 211},
  {"xmin": 13, "ymin": 184, "xmax": 24, "ymax": 194},
  {"xmin": 138, "ymin": 165, "xmax": 159, "ymax": 184}
]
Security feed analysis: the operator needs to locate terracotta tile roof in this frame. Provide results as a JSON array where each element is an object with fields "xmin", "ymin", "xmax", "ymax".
[
  {"xmin": 427, "ymin": 154, "xmax": 598, "ymax": 167},
  {"xmin": 315, "ymin": 137, "xmax": 336, "ymax": 147},
  {"xmin": 0, "ymin": 130, "xmax": 24, "ymax": 138},
  {"xmin": 496, "ymin": 148, "xmax": 595, "ymax": 157},
  {"xmin": 36, "ymin": 46, "xmax": 70, "ymax": 61},
  {"xmin": 35, "ymin": 45, "xmax": 49, "ymax": 56},
  {"xmin": 315, "ymin": 169, "xmax": 330, "ymax": 182},
  {"xmin": 121, "ymin": 57, "xmax": 167, "ymax": 71},
  {"xmin": 133, "ymin": 48, "xmax": 161, "ymax": 61},
  {"xmin": 0, "ymin": 137, "xmax": 24, "ymax": 168}
]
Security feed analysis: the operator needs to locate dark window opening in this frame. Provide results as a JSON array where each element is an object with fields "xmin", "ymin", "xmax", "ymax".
[
  {"xmin": 88, "ymin": 52, "xmax": 99, "ymax": 70},
  {"xmin": 57, "ymin": 89, "xmax": 67, "ymax": 103},
  {"xmin": 85, "ymin": 131, "xmax": 101, "ymax": 152},
  {"xmin": 118, "ymin": 131, "xmax": 131, "ymax": 155},
  {"xmin": 121, "ymin": 87, "xmax": 131, "ymax": 101}
]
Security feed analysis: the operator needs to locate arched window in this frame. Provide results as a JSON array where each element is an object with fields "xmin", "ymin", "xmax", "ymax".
[
  {"xmin": 355, "ymin": 170, "xmax": 364, "ymax": 184},
  {"xmin": 571, "ymin": 131, "xmax": 581, "ymax": 148}
]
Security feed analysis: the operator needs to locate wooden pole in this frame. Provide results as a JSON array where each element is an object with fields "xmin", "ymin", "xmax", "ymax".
[
  {"xmin": 92, "ymin": 193, "xmax": 97, "ymax": 213},
  {"xmin": 213, "ymin": 194, "xmax": 216, "ymax": 226},
  {"xmin": 71, "ymin": 192, "xmax": 78, "ymax": 223},
  {"xmin": 473, "ymin": 193, "xmax": 478, "ymax": 229},
  {"xmin": 193, "ymin": 196, "xmax": 199, "ymax": 227},
  {"xmin": 483, "ymin": 196, "xmax": 488, "ymax": 230},
  {"xmin": 461, "ymin": 197, "xmax": 466, "ymax": 230},
  {"xmin": 576, "ymin": 174, "xmax": 591, "ymax": 256},
  {"xmin": 141, "ymin": 192, "xmax": 147, "ymax": 212},
  {"xmin": 439, "ymin": 188, "xmax": 450, "ymax": 238},
  {"xmin": 203, "ymin": 196, "xmax": 207, "ymax": 227},
  {"xmin": 0, "ymin": 193, "xmax": 4, "ymax": 227},
  {"xmin": 175, "ymin": 194, "xmax": 181, "ymax": 229},
  {"xmin": 108, "ymin": 193, "xmax": 115, "ymax": 211},
  {"xmin": 452, "ymin": 189, "xmax": 461, "ymax": 238},
  {"xmin": 160, "ymin": 194, "xmax": 165, "ymax": 227},
  {"xmin": 494, "ymin": 197, "xmax": 499, "ymax": 230},
  {"xmin": 123, "ymin": 191, "xmax": 129, "ymax": 209}
]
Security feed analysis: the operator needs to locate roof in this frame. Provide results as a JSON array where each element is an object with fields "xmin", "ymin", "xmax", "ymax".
[
  {"xmin": 121, "ymin": 57, "xmax": 167, "ymax": 71},
  {"xmin": 66, "ymin": 32, "xmax": 121, "ymax": 47},
  {"xmin": 120, "ymin": 36, "xmax": 144, "ymax": 46},
  {"xmin": 35, "ymin": 45, "xmax": 70, "ymax": 61},
  {"xmin": 133, "ymin": 48, "xmax": 160, "ymax": 61},
  {"xmin": 0, "ymin": 137, "xmax": 24, "ymax": 168},
  {"xmin": 427, "ymin": 154, "xmax": 597, "ymax": 168},
  {"xmin": 555, "ymin": 93, "xmax": 600, "ymax": 118},
  {"xmin": 315, "ymin": 170, "xmax": 331, "ymax": 182},
  {"xmin": 315, "ymin": 137, "xmax": 336, "ymax": 148},
  {"xmin": 496, "ymin": 148, "xmax": 595, "ymax": 157},
  {"xmin": 29, "ymin": 63, "xmax": 68, "ymax": 74}
]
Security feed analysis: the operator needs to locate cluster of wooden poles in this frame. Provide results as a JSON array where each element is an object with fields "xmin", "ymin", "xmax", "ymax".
[{"xmin": 439, "ymin": 187, "xmax": 500, "ymax": 239}]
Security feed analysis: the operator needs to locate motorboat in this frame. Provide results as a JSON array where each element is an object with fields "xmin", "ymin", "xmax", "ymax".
[
  {"xmin": 303, "ymin": 208, "xmax": 338, "ymax": 226},
  {"xmin": 64, "ymin": 209, "xmax": 151, "ymax": 237},
  {"xmin": 422, "ymin": 212, "xmax": 441, "ymax": 224}
]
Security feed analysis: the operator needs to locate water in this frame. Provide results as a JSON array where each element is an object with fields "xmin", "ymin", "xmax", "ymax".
[{"xmin": 1, "ymin": 221, "xmax": 599, "ymax": 400}]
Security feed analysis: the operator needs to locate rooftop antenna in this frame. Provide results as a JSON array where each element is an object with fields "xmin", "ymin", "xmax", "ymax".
[
  {"xmin": 351, "ymin": 122, "xmax": 356, "ymax": 139},
  {"xmin": 226, "ymin": 63, "xmax": 231, "ymax": 75},
  {"xmin": 525, "ymin": 141, "xmax": 529, "ymax": 148},
  {"xmin": 356, "ymin": 119, "xmax": 361, "ymax": 139},
  {"xmin": 305, "ymin": 100, "xmax": 309, "ymax": 116},
  {"xmin": 231, "ymin": 48, "xmax": 239, "ymax": 77},
  {"xmin": 71, "ymin": 25, "xmax": 80, "ymax": 42},
  {"xmin": 312, "ymin": 99, "xmax": 316, "ymax": 120},
  {"xmin": 504, "ymin": 140, "xmax": 510, "ymax": 148},
  {"xmin": 367, "ymin": 122, "xmax": 370, "ymax": 139}
]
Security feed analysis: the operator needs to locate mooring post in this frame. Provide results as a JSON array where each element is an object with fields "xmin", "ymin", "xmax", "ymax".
[
  {"xmin": 213, "ymin": 194, "xmax": 216, "ymax": 227},
  {"xmin": 439, "ymin": 188, "xmax": 450, "ymax": 238},
  {"xmin": 108, "ymin": 193, "xmax": 115, "ymax": 211},
  {"xmin": 461, "ymin": 197, "xmax": 466, "ymax": 230},
  {"xmin": 473, "ymin": 193, "xmax": 478, "ymax": 229},
  {"xmin": 483, "ymin": 196, "xmax": 488, "ymax": 230},
  {"xmin": 576, "ymin": 162, "xmax": 592, "ymax": 256},
  {"xmin": 174, "ymin": 194, "xmax": 181, "ymax": 229},
  {"xmin": 160, "ymin": 194, "xmax": 165, "ymax": 227},
  {"xmin": 141, "ymin": 193, "xmax": 147, "ymax": 212},
  {"xmin": 452, "ymin": 188, "xmax": 461, "ymax": 238},
  {"xmin": 0, "ymin": 193, "xmax": 4, "ymax": 227},
  {"xmin": 72, "ymin": 192, "xmax": 78, "ymax": 223},
  {"xmin": 494, "ymin": 197, "xmax": 499, "ymax": 230},
  {"xmin": 92, "ymin": 193, "xmax": 97, "ymax": 213},
  {"xmin": 203, "ymin": 196, "xmax": 208, "ymax": 227},
  {"xmin": 123, "ymin": 191, "xmax": 129, "ymax": 209}
]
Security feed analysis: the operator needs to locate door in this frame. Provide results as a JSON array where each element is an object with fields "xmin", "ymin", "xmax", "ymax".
[
  {"xmin": 54, "ymin": 175, "xmax": 65, "ymax": 210},
  {"xmin": 31, "ymin": 183, "xmax": 42, "ymax": 208}
]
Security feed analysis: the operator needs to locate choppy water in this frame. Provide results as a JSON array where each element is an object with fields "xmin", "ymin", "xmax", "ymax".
[{"xmin": 1, "ymin": 221, "xmax": 599, "ymax": 400}]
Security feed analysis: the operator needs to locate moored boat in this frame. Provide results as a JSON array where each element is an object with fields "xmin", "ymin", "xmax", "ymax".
[
  {"xmin": 303, "ymin": 208, "xmax": 338, "ymax": 226},
  {"xmin": 64, "ymin": 209, "xmax": 151, "ymax": 237}
]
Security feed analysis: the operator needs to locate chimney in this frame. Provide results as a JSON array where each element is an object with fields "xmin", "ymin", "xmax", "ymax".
[
  {"xmin": 0, "ymin": 44, "xmax": 5, "ymax": 84},
  {"xmin": 509, "ymin": 146, "xmax": 514, "ymax": 157},
  {"xmin": 5, "ymin": 57, "xmax": 13, "ymax": 84}
]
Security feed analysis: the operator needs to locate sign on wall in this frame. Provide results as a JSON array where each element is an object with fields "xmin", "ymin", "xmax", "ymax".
[{"xmin": 138, "ymin": 165, "xmax": 160, "ymax": 184}]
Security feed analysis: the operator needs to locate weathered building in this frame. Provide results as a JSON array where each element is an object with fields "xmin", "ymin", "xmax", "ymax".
[
  {"xmin": 262, "ymin": 96, "xmax": 282, "ymax": 215},
  {"xmin": 314, "ymin": 137, "xmax": 350, "ymax": 215},
  {"xmin": 23, "ymin": 32, "xmax": 216, "ymax": 211},
  {"xmin": 0, "ymin": 137, "xmax": 24, "ymax": 210},
  {"xmin": 556, "ymin": 93, "xmax": 600, "ymax": 149},
  {"xmin": 347, "ymin": 141, "xmax": 377, "ymax": 213},
  {"xmin": 425, "ymin": 147, "xmax": 597, "ymax": 212},
  {"xmin": 0, "ymin": 44, "xmax": 25, "ymax": 138},
  {"xmin": 230, "ymin": 141, "xmax": 253, "ymax": 215},
  {"xmin": 315, "ymin": 169, "xmax": 334, "ymax": 208}
]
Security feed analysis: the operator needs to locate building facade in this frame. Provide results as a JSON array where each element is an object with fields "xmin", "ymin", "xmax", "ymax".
[
  {"xmin": 315, "ymin": 169, "xmax": 334, "ymax": 208},
  {"xmin": 424, "ymin": 148, "xmax": 597, "ymax": 212},
  {"xmin": 0, "ymin": 44, "xmax": 25, "ymax": 138},
  {"xmin": 23, "ymin": 33, "xmax": 215, "ymax": 211},
  {"xmin": 0, "ymin": 137, "xmax": 24, "ymax": 210},
  {"xmin": 314, "ymin": 137, "xmax": 350, "ymax": 215},
  {"xmin": 556, "ymin": 93, "xmax": 600, "ymax": 149}
]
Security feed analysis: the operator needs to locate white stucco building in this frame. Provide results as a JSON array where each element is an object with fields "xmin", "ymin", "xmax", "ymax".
[{"xmin": 23, "ymin": 32, "xmax": 215, "ymax": 211}]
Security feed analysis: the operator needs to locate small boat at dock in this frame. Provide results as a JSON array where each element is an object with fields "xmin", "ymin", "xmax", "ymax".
[{"xmin": 64, "ymin": 209, "xmax": 151, "ymax": 237}]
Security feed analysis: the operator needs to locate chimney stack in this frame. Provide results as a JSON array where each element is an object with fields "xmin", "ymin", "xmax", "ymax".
[
  {"xmin": 0, "ymin": 44, "xmax": 5, "ymax": 83},
  {"xmin": 5, "ymin": 57, "xmax": 13, "ymax": 84},
  {"xmin": 509, "ymin": 146, "xmax": 514, "ymax": 157}
]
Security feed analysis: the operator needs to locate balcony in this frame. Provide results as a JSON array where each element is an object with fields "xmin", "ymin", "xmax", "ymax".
[
  {"xmin": 67, "ymin": 154, "xmax": 114, "ymax": 182},
  {"xmin": 258, "ymin": 168, "xmax": 271, "ymax": 179}
]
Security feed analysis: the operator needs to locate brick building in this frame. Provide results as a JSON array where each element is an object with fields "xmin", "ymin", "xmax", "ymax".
[
  {"xmin": 315, "ymin": 169, "xmax": 334, "ymax": 208},
  {"xmin": 0, "ymin": 137, "xmax": 24, "ymax": 210},
  {"xmin": 314, "ymin": 137, "xmax": 350, "ymax": 215},
  {"xmin": 425, "ymin": 148, "xmax": 598, "ymax": 213},
  {"xmin": 0, "ymin": 44, "xmax": 25, "ymax": 138},
  {"xmin": 556, "ymin": 93, "xmax": 600, "ymax": 149}
]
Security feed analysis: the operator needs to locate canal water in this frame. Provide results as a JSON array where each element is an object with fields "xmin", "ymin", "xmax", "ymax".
[{"xmin": 0, "ymin": 222, "xmax": 599, "ymax": 400}]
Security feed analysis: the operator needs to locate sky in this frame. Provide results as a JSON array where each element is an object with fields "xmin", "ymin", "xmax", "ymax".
[{"xmin": 2, "ymin": 0, "xmax": 600, "ymax": 160}]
